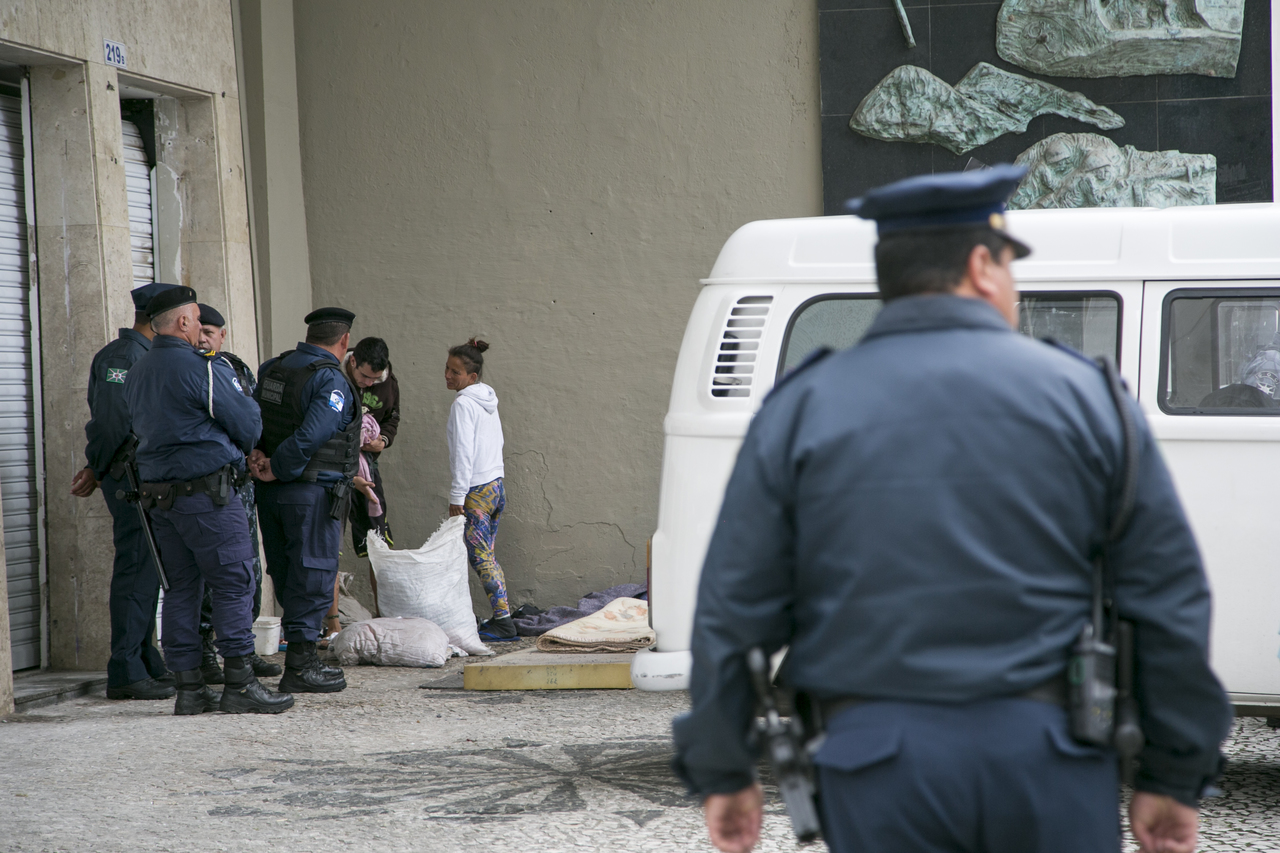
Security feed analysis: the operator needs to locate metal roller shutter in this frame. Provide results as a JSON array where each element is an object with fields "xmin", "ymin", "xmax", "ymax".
[
  {"xmin": 121, "ymin": 119, "xmax": 154, "ymax": 287},
  {"xmin": 0, "ymin": 85, "xmax": 42, "ymax": 671}
]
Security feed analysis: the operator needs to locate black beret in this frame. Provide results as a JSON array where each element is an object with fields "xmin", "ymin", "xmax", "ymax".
[
  {"xmin": 198, "ymin": 303, "xmax": 226, "ymax": 327},
  {"xmin": 845, "ymin": 164, "xmax": 1031, "ymax": 259},
  {"xmin": 145, "ymin": 285, "xmax": 198, "ymax": 318},
  {"xmin": 304, "ymin": 307, "xmax": 355, "ymax": 327},
  {"xmin": 131, "ymin": 282, "xmax": 180, "ymax": 311}
]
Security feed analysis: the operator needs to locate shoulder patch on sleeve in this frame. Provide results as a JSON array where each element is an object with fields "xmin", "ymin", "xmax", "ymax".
[
  {"xmin": 105, "ymin": 367, "xmax": 128, "ymax": 384},
  {"xmin": 328, "ymin": 389, "xmax": 345, "ymax": 412},
  {"xmin": 764, "ymin": 347, "xmax": 833, "ymax": 402}
]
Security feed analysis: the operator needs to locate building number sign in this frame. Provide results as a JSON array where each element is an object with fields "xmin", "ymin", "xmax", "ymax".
[{"xmin": 103, "ymin": 39, "xmax": 127, "ymax": 69}]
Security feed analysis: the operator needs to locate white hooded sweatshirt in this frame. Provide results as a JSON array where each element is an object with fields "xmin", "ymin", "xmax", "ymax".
[{"xmin": 447, "ymin": 382, "xmax": 504, "ymax": 504}]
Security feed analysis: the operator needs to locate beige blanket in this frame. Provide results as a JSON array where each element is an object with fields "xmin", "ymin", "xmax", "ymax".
[{"xmin": 535, "ymin": 597, "xmax": 655, "ymax": 653}]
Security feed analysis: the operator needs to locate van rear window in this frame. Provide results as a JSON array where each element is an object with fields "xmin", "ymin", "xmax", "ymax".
[
  {"xmin": 778, "ymin": 296, "xmax": 881, "ymax": 377},
  {"xmin": 777, "ymin": 292, "xmax": 1122, "ymax": 380},
  {"xmin": 1160, "ymin": 289, "xmax": 1280, "ymax": 414},
  {"xmin": 1019, "ymin": 293, "xmax": 1120, "ymax": 363}
]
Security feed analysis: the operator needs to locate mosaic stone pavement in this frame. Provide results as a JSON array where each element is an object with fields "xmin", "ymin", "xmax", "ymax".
[{"xmin": 0, "ymin": 652, "xmax": 1277, "ymax": 852}]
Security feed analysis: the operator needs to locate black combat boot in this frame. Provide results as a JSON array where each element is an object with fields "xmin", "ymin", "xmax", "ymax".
[
  {"xmin": 219, "ymin": 656, "xmax": 295, "ymax": 714},
  {"xmin": 248, "ymin": 652, "xmax": 282, "ymax": 677},
  {"xmin": 200, "ymin": 629, "xmax": 224, "ymax": 685},
  {"xmin": 173, "ymin": 669, "xmax": 221, "ymax": 716},
  {"xmin": 278, "ymin": 640, "xmax": 346, "ymax": 693}
]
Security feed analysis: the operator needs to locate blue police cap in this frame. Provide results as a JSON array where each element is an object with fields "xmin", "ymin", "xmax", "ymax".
[
  {"xmin": 198, "ymin": 303, "xmax": 226, "ymax": 327},
  {"xmin": 304, "ymin": 307, "xmax": 355, "ymax": 327},
  {"xmin": 145, "ymin": 285, "xmax": 198, "ymax": 319},
  {"xmin": 845, "ymin": 164, "xmax": 1031, "ymax": 259},
  {"xmin": 131, "ymin": 282, "xmax": 180, "ymax": 311}
]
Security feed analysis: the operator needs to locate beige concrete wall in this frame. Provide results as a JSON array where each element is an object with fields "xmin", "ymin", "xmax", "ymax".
[
  {"xmin": 292, "ymin": 1, "xmax": 822, "ymax": 612},
  {"xmin": 237, "ymin": 0, "xmax": 312, "ymax": 360},
  {"xmin": 4, "ymin": 0, "xmax": 256, "ymax": 670}
]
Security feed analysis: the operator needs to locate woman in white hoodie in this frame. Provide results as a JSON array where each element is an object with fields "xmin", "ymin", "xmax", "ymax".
[{"xmin": 445, "ymin": 338, "xmax": 515, "ymax": 641}]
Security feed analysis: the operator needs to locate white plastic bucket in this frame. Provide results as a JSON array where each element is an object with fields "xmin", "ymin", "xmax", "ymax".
[{"xmin": 252, "ymin": 617, "xmax": 282, "ymax": 657}]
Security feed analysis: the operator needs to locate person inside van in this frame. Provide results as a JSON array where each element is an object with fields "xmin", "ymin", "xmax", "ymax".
[
  {"xmin": 1198, "ymin": 344, "xmax": 1280, "ymax": 409},
  {"xmin": 445, "ymin": 338, "xmax": 515, "ymax": 642}
]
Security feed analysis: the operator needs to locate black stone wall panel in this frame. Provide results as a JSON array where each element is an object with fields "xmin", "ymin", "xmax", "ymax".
[{"xmin": 819, "ymin": 0, "xmax": 1274, "ymax": 213}]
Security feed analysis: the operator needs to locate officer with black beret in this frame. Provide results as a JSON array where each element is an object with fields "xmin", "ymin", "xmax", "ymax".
[
  {"xmin": 674, "ymin": 166, "xmax": 1232, "ymax": 853},
  {"xmin": 123, "ymin": 286, "xmax": 293, "ymax": 715},
  {"xmin": 249, "ymin": 307, "xmax": 359, "ymax": 694},
  {"xmin": 71, "ymin": 281, "xmax": 181, "ymax": 701},
  {"xmin": 190, "ymin": 304, "xmax": 281, "ymax": 684}
]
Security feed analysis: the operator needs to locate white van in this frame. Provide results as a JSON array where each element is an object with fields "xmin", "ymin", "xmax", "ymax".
[{"xmin": 632, "ymin": 204, "xmax": 1280, "ymax": 718}]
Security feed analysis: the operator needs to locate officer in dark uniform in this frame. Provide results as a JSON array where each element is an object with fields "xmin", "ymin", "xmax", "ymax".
[
  {"xmin": 71, "ymin": 281, "xmax": 180, "ymax": 701},
  {"xmin": 124, "ymin": 286, "xmax": 293, "ymax": 716},
  {"xmin": 192, "ymin": 304, "xmax": 281, "ymax": 684},
  {"xmin": 673, "ymin": 166, "xmax": 1232, "ymax": 853},
  {"xmin": 251, "ymin": 307, "xmax": 359, "ymax": 694}
]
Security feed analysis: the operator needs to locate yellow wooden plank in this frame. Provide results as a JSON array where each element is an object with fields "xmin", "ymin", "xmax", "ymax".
[{"xmin": 463, "ymin": 650, "xmax": 635, "ymax": 690}]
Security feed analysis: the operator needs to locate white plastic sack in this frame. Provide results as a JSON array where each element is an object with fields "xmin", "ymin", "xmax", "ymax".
[
  {"xmin": 367, "ymin": 516, "xmax": 493, "ymax": 656},
  {"xmin": 331, "ymin": 617, "xmax": 454, "ymax": 668}
]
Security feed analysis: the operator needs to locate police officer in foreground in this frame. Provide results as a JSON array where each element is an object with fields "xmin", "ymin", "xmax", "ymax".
[
  {"xmin": 123, "ymin": 286, "xmax": 293, "ymax": 715},
  {"xmin": 192, "ymin": 304, "xmax": 281, "ymax": 684},
  {"xmin": 250, "ymin": 307, "xmax": 359, "ymax": 694},
  {"xmin": 71, "ymin": 282, "xmax": 180, "ymax": 701},
  {"xmin": 673, "ymin": 166, "xmax": 1231, "ymax": 853}
]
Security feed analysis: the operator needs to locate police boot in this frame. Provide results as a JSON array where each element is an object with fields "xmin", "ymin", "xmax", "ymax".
[
  {"xmin": 200, "ymin": 629, "xmax": 224, "ymax": 685},
  {"xmin": 219, "ymin": 656, "xmax": 295, "ymax": 714},
  {"xmin": 247, "ymin": 652, "xmax": 282, "ymax": 677},
  {"xmin": 278, "ymin": 641, "xmax": 347, "ymax": 694},
  {"xmin": 173, "ymin": 669, "xmax": 221, "ymax": 716}
]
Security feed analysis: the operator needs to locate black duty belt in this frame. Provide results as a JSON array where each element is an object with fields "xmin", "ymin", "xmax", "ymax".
[
  {"xmin": 820, "ymin": 674, "xmax": 1068, "ymax": 722},
  {"xmin": 139, "ymin": 465, "xmax": 248, "ymax": 510}
]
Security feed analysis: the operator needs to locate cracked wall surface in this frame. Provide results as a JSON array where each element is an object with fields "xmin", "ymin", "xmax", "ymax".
[{"xmin": 296, "ymin": 1, "xmax": 823, "ymax": 612}]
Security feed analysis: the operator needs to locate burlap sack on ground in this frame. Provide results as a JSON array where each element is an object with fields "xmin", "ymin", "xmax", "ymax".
[
  {"xmin": 368, "ymin": 517, "xmax": 493, "ymax": 656},
  {"xmin": 332, "ymin": 617, "xmax": 457, "ymax": 668},
  {"xmin": 337, "ymin": 572, "xmax": 374, "ymax": 627},
  {"xmin": 535, "ymin": 598, "xmax": 655, "ymax": 653}
]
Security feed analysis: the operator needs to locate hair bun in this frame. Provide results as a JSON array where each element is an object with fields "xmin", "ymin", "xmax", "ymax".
[{"xmin": 469, "ymin": 337, "xmax": 490, "ymax": 353}]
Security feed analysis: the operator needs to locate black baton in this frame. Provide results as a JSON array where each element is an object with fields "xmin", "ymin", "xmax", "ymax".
[{"xmin": 110, "ymin": 436, "xmax": 170, "ymax": 592}]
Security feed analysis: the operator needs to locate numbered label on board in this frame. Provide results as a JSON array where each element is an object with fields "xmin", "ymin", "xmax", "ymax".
[{"xmin": 103, "ymin": 39, "xmax": 127, "ymax": 69}]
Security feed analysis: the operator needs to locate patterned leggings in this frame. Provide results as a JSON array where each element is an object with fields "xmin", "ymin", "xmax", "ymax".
[{"xmin": 464, "ymin": 478, "xmax": 509, "ymax": 619}]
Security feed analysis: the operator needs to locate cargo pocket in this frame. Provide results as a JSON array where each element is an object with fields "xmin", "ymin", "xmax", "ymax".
[
  {"xmin": 1045, "ymin": 724, "xmax": 1108, "ymax": 761},
  {"xmin": 812, "ymin": 722, "xmax": 903, "ymax": 775},
  {"xmin": 216, "ymin": 542, "xmax": 255, "ymax": 568}
]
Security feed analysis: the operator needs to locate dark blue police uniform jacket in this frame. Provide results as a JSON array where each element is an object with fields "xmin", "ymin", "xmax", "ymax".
[
  {"xmin": 254, "ymin": 343, "xmax": 355, "ymax": 642},
  {"xmin": 85, "ymin": 328, "xmax": 150, "ymax": 478},
  {"xmin": 84, "ymin": 328, "xmax": 167, "ymax": 687},
  {"xmin": 123, "ymin": 335, "xmax": 264, "ymax": 670},
  {"xmin": 256, "ymin": 343, "xmax": 354, "ymax": 485},
  {"xmin": 124, "ymin": 336, "xmax": 261, "ymax": 481},
  {"xmin": 673, "ymin": 295, "xmax": 1231, "ymax": 809}
]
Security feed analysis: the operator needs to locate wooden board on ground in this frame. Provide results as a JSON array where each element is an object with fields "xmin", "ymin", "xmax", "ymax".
[{"xmin": 463, "ymin": 649, "xmax": 635, "ymax": 690}]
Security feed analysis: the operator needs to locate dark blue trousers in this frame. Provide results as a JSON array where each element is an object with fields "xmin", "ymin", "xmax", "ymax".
[
  {"xmin": 150, "ymin": 491, "xmax": 257, "ymax": 672},
  {"xmin": 813, "ymin": 698, "xmax": 1121, "ymax": 853},
  {"xmin": 256, "ymin": 482, "xmax": 339, "ymax": 644},
  {"xmin": 101, "ymin": 476, "xmax": 167, "ymax": 687}
]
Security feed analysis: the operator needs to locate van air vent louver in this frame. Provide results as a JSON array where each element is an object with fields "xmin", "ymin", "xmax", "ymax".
[{"xmin": 711, "ymin": 296, "xmax": 773, "ymax": 398}]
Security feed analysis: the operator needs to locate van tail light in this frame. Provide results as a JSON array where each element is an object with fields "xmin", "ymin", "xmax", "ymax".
[{"xmin": 646, "ymin": 537, "xmax": 653, "ymax": 629}]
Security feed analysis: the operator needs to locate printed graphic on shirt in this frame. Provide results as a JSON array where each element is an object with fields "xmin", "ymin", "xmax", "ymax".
[
  {"xmin": 362, "ymin": 390, "xmax": 383, "ymax": 411},
  {"xmin": 106, "ymin": 368, "xmax": 128, "ymax": 384},
  {"xmin": 329, "ymin": 389, "xmax": 345, "ymax": 412}
]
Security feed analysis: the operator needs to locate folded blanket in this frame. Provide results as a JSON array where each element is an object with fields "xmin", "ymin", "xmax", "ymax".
[
  {"xmin": 535, "ymin": 597, "xmax": 655, "ymax": 653},
  {"xmin": 513, "ymin": 582, "xmax": 646, "ymax": 636}
]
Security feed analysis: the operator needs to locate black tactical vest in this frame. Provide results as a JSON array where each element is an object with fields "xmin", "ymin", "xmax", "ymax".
[{"xmin": 258, "ymin": 351, "xmax": 361, "ymax": 480}]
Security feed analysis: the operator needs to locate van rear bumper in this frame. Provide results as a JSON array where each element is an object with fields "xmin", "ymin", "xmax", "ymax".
[
  {"xmin": 631, "ymin": 647, "xmax": 692, "ymax": 692},
  {"xmin": 1229, "ymin": 693, "xmax": 1280, "ymax": 718}
]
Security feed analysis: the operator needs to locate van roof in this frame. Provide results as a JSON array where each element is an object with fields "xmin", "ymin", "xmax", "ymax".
[{"xmin": 705, "ymin": 203, "xmax": 1280, "ymax": 285}]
